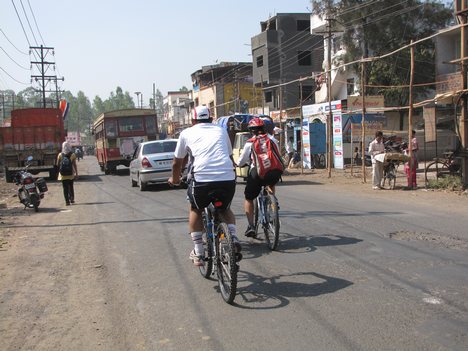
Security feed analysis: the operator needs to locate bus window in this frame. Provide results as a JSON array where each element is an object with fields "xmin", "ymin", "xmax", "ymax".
[
  {"xmin": 105, "ymin": 120, "xmax": 117, "ymax": 138},
  {"xmin": 146, "ymin": 116, "xmax": 156, "ymax": 134},
  {"xmin": 119, "ymin": 117, "xmax": 143, "ymax": 132}
]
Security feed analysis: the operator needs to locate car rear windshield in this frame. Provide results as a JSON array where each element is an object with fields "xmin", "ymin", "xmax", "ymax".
[{"xmin": 142, "ymin": 141, "xmax": 177, "ymax": 155}]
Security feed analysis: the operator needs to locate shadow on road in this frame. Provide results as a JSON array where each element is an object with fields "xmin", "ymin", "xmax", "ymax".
[{"xmin": 233, "ymin": 271, "xmax": 353, "ymax": 309}]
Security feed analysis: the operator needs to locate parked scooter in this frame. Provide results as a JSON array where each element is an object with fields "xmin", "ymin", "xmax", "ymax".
[{"xmin": 15, "ymin": 156, "xmax": 48, "ymax": 212}]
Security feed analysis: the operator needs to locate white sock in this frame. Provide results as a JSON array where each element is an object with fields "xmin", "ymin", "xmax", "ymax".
[
  {"xmin": 228, "ymin": 224, "xmax": 238, "ymax": 241},
  {"xmin": 191, "ymin": 232, "xmax": 203, "ymax": 256}
]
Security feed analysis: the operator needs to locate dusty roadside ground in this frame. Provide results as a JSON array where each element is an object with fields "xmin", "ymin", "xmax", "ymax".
[{"xmin": 0, "ymin": 164, "xmax": 467, "ymax": 349}]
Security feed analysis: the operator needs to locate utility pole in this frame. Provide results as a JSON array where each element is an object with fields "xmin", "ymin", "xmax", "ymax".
[
  {"xmin": 326, "ymin": 16, "xmax": 333, "ymax": 178},
  {"xmin": 361, "ymin": 61, "xmax": 367, "ymax": 182},
  {"xmin": 458, "ymin": 0, "xmax": 468, "ymax": 187},
  {"xmin": 30, "ymin": 45, "xmax": 56, "ymax": 108},
  {"xmin": 261, "ymin": 74, "xmax": 265, "ymax": 114}
]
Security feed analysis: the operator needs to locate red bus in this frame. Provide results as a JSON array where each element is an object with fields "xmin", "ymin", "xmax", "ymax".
[{"xmin": 93, "ymin": 109, "xmax": 159, "ymax": 174}]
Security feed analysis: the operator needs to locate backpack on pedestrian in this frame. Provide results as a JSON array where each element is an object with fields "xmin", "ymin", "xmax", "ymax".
[
  {"xmin": 249, "ymin": 134, "xmax": 284, "ymax": 179},
  {"xmin": 59, "ymin": 152, "xmax": 73, "ymax": 176}
]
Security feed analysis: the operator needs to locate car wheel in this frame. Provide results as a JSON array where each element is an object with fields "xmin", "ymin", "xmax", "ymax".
[
  {"xmin": 131, "ymin": 175, "xmax": 137, "ymax": 187},
  {"xmin": 138, "ymin": 175, "xmax": 147, "ymax": 191}
]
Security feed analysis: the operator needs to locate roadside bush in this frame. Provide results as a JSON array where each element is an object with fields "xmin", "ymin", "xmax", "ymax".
[{"xmin": 426, "ymin": 176, "xmax": 464, "ymax": 191}]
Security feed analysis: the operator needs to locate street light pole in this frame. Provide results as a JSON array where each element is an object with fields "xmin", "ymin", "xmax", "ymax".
[{"xmin": 134, "ymin": 91, "xmax": 141, "ymax": 108}]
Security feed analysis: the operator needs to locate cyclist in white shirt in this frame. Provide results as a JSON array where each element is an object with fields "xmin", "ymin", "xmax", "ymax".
[{"xmin": 169, "ymin": 106, "xmax": 241, "ymax": 266}]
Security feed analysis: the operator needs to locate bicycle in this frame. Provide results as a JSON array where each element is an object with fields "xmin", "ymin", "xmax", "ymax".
[
  {"xmin": 252, "ymin": 185, "xmax": 280, "ymax": 250},
  {"xmin": 199, "ymin": 189, "xmax": 240, "ymax": 304},
  {"xmin": 311, "ymin": 153, "xmax": 326, "ymax": 169},
  {"xmin": 425, "ymin": 151, "xmax": 461, "ymax": 183},
  {"xmin": 381, "ymin": 159, "xmax": 399, "ymax": 190}
]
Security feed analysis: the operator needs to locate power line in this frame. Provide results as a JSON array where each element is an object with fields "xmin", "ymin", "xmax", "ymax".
[
  {"xmin": 0, "ymin": 66, "xmax": 29, "ymax": 84},
  {"xmin": 11, "ymin": 0, "xmax": 32, "ymax": 47},
  {"xmin": 0, "ymin": 47, "xmax": 30, "ymax": 70},
  {"xmin": 0, "ymin": 28, "xmax": 28, "ymax": 55},
  {"xmin": 27, "ymin": 0, "xmax": 45, "ymax": 45},
  {"xmin": 19, "ymin": 0, "xmax": 39, "ymax": 46}
]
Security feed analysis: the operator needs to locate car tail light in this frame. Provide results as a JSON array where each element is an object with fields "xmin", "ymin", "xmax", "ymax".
[
  {"xmin": 141, "ymin": 157, "xmax": 151, "ymax": 168},
  {"xmin": 24, "ymin": 177, "xmax": 34, "ymax": 184}
]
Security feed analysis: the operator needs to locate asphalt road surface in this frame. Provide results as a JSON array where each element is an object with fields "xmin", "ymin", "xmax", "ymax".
[{"xmin": 1, "ymin": 156, "xmax": 467, "ymax": 351}]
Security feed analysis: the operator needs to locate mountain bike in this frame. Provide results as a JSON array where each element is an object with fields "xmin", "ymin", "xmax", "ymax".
[
  {"xmin": 199, "ymin": 189, "xmax": 240, "ymax": 304},
  {"xmin": 252, "ymin": 186, "xmax": 280, "ymax": 250}
]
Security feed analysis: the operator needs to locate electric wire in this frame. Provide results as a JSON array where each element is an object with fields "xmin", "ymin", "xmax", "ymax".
[
  {"xmin": 0, "ymin": 66, "xmax": 29, "ymax": 84},
  {"xmin": 0, "ymin": 47, "xmax": 30, "ymax": 70},
  {"xmin": 19, "ymin": 0, "xmax": 39, "ymax": 46},
  {"xmin": 27, "ymin": 0, "xmax": 45, "ymax": 45},
  {"xmin": 0, "ymin": 28, "xmax": 28, "ymax": 55},
  {"xmin": 10, "ymin": 0, "xmax": 31, "ymax": 47}
]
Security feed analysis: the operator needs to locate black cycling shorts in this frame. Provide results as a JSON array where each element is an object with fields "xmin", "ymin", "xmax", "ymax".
[
  {"xmin": 188, "ymin": 180, "xmax": 236, "ymax": 210},
  {"xmin": 244, "ymin": 169, "xmax": 282, "ymax": 200}
]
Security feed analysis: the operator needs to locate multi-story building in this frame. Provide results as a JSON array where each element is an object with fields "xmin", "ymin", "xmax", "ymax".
[
  {"xmin": 190, "ymin": 62, "xmax": 261, "ymax": 119},
  {"xmin": 163, "ymin": 91, "xmax": 192, "ymax": 137},
  {"xmin": 251, "ymin": 13, "xmax": 323, "ymax": 119}
]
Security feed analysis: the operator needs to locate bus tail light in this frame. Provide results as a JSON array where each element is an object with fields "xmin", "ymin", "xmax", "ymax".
[{"xmin": 141, "ymin": 157, "xmax": 151, "ymax": 168}]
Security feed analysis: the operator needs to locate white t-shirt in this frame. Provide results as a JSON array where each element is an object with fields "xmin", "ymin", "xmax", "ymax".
[{"xmin": 174, "ymin": 123, "xmax": 235, "ymax": 182}]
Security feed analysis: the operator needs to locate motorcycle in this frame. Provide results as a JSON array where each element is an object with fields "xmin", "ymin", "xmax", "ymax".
[{"xmin": 15, "ymin": 156, "xmax": 48, "ymax": 212}]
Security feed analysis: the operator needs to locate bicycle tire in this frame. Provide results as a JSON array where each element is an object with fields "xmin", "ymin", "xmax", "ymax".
[
  {"xmin": 253, "ymin": 196, "xmax": 259, "ymax": 235},
  {"xmin": 316, "ymin": 154, "xmax": 326, "ymax": 169},
  {"xmin": 263, "ymin": 194, "xmax": 280, "ymax": 250},
  {"xmin": 381, "ymin": 164, "xmax": 396, "ymax": 190},
  {"xmin": 215, "ymin": 222, "xmax": 238, "ymax": 304},
  {"xmin": 425, "ymin": 161, "xmax": 450, "ymax": 183},
  {"xmin": 199, "ymin": 212, "xmax": 213, "ymax": 278}
]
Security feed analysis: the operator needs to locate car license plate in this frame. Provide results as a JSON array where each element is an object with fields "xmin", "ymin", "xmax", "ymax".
[
  {"xmin": 25, "ymin": 183, "xmax": 36, "ymax": 190},
  {"xmin": 157, "ymin": 160, "xmax": 171, "ymax": 166}
]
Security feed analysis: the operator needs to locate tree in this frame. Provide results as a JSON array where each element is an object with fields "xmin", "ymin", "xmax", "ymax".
[
  {"xmin": 311, "ymin": 0, "xmax": 453, "ymax": 127},
  {"xmin": 179, "ymin": 86, "xmax": 189, "ymax": 92},
  {"xmin": 154, "ymin": 89, "xmax": 164, "ymax": 116}
]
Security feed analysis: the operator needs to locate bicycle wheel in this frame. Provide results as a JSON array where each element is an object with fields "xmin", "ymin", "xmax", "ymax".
[
  {"xmin": 263, "ymin": 194, "xmax": 280, "ymax": 250},
  {"xmin": 215, "ymin": 222, "xmax": 238, "ymax": 304},
  {"xmin": 381, "ymin": 164, "xmax": 396, "ymax": 190},
  {"xmin": 253, "ymin": 196, "xmax": 259, "ymax": 235},
  {"xmin": 199, "ymin": 213, "xmax": 213, "ymax": 278},
  {"xmin": 425, "ymin": 161, "xmax": 449, "ymax": 183},
  {"xmin": 315, "ymin": 154, "xmax": 326, "ymax": 169}
]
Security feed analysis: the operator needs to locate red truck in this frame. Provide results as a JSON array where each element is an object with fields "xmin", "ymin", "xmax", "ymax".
[{"xmin": 0, "ymin": 108, "xmax": 65, "ymax": 182}]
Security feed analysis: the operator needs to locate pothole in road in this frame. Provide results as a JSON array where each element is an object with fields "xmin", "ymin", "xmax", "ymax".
[{"xmin": 388, "ymin": 231, "xmax": 468, "ymax": 251}]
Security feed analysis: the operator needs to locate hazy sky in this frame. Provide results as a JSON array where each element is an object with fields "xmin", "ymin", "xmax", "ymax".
[{"xmin": 1, "ymin": 0, "xmax": 311, "ymax": 105}]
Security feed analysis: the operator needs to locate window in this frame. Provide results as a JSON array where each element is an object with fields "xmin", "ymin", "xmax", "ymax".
[
  {"xmin": 105, "ymin": 120, "xmax": 117, "ymax": 138},
  {"xmin": 298, "ymin": 51, "xmax": 312, "ymax": 66},
  {"xmin": 347, "ymin": 78, "xmax": 355, "ymax": 96},
  {"xmin": 119, "ymin": 117, "xmax": 144, "ymax": 132},
  {"xmin": 297, "ymin": 20, "xmax": 310, "ymax": 31},
  {"xmin": 300, "ymin": 85, "xmax": 315, "ymax": 101},
  {"xmin": 265, "ymin": 91, "xmax": 273, "ymax": 103},
  {"xmin": 146, "ymin": 116, "xmax": 156, "ymax": 134},
  {"xmin": 257, "ymin": 55, "xmax": 264, "ymax": 67},
  {"xmin": 143, "ymin": 141, "xmax": 177, "ymax": 155}
]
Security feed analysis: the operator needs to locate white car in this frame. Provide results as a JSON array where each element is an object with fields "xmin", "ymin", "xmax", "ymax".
[{"xmin": 129, "ymin": 139, "xmax": 177, "ymax": 191}]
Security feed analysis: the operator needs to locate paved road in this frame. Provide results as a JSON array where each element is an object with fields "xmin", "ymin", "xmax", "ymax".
[{"xmin": 1, "ymin": 156, "xmax": 467, "ymax": 350}]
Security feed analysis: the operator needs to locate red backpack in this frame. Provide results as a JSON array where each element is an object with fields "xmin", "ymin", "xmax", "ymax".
[{"xmin": 249, "ymin": 134, "xmax": 284, "ymax": 179}]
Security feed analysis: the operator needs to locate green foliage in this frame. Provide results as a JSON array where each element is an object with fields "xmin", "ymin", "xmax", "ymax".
[
  {"xmin": 311, "ymin": 0, "xmax": 453, "ymax": 106},
  {"xmin": 427, "ymin": 175, "xmax": 464, "ymax": 191}
]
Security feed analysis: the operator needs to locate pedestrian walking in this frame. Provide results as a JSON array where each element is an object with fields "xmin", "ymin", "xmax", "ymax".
[{"xmin": 57, "ymin": 141, "xmax": 78, "ymax": 206}]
